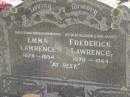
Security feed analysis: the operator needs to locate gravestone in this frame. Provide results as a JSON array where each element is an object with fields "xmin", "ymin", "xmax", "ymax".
[
  {"xmin": 0, "ymin": 0, "xmax": 129, "ymax": 97},
  {"xmin": 118, "ymin": 2, "xmax": 130, "ymax": 89}
]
